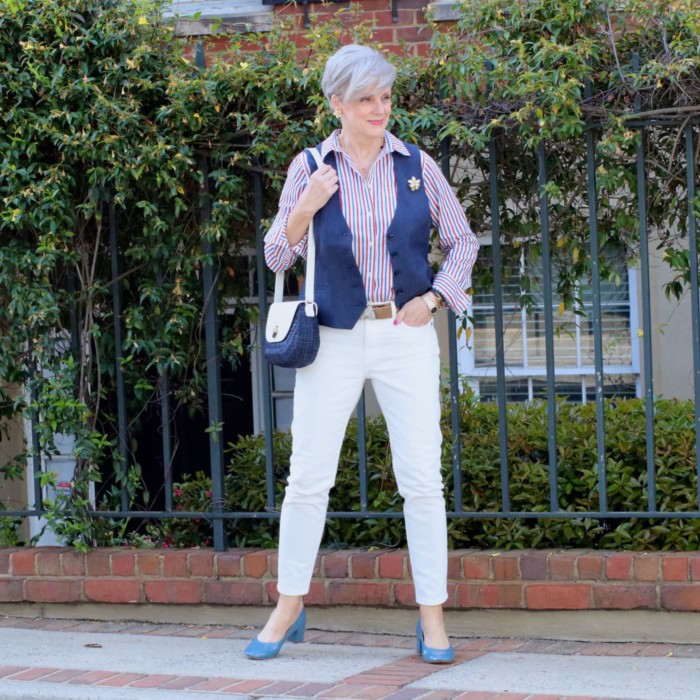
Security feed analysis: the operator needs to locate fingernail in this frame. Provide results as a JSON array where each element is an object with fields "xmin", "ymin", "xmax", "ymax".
[{"xmin": 393, "ymin": 319, "xmax": 399, "ymax": 326}]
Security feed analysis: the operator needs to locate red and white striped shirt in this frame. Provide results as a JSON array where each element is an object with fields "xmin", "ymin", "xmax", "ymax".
[{"xmin": 264, "ymin": 130, "xmax": 479, "ymax": 312}]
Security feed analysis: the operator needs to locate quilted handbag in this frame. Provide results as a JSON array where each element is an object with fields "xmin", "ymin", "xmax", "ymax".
[{"xmin": 263, "ymin": 148, "xmax": 322, "ymax": 369}]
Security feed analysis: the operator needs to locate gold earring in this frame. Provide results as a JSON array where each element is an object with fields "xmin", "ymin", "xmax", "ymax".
[{"xmin": 334, "ymin": 109, "xmax": 342, "ymax": 119}]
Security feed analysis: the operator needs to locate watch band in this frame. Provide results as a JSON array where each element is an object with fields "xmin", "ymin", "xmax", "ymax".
[
  {"xmin": 421, "ymin": 292, "xmax": 439, "ymax": 315},
  {"xmin": 431, "ymin": 288, "xmax": 447, "ymax": 310}
]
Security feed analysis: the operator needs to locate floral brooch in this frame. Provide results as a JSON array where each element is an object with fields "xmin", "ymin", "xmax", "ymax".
[{"xmin": 408, "ymin": 177, "xmax": 421, "ymax": 191}]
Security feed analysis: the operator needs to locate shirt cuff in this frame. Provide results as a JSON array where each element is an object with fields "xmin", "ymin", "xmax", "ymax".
[{"xmin": 433, "ymin": 273, "xmax": 471, "ymax": 315}]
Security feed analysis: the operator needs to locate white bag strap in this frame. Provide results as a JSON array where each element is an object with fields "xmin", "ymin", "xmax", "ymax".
[{"xmin": 273, "ymin": 147, "xmax": 324, "ymax": 315}]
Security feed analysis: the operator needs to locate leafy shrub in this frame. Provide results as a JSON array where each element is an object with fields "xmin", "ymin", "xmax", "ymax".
[{"xmin": 142, "ymin": 395, "xmax": 699, "ymax": 551}]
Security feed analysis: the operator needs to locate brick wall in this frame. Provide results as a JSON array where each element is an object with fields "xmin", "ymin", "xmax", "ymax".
[
  {"xmin": 2, "ymin": 547, "xmax": 700, "ymax": 611},
  {"xmin": 201, "ymin": 0, "xmax": 437, "ymax": 59}
]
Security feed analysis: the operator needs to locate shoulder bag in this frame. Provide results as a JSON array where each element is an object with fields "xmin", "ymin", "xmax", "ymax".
[{"xmin": 263, "ymin": 147, "xmax": 323, "ymax": 368}]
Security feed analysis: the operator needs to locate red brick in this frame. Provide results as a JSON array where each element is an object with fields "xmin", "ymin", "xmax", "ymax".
[
  {"xmin": 458, "ymin": 583, "xmax": 523, "ymax": 609},
  {"xmin": 661, "ymin": 585, "xmax": 700, "ymax": 611},
  {"xmin": 25, "ymin": 579, "xmax": 81, "ymax": 603},
  {"xmin": 577, "ymin": 553, "xmax": 605, "ymax": 579},
  {"xmin": 36, "ymin": 551, "xmax": 61, "ymax": 576},
  {"xmin": 68, "ymin": 670, "xmax": 120, "ymax": 685},
  {"xmin": 394, "ymin": 582, "xmax": 416, "ymax": 606},
  {"xmin": 0, "ymin": 548, "xmax": 16, "ymax": 575},
  {"xmin": 634, "ymin": 553, "xmax": 661, "ymax": 581},
  {"xmin": 61, "ymin": 551, "xmax": 85, "ymax": 576},
  {"xmin": 351, "ymin": 551, "xmax": 380, "ymax": 578},
  {"xmin": 447, "ymin": 551, "xmax": 462, "ymax": 579},
  {"xmin": 328, "ymin": 581, "xmax": 392, "ymax": 606},
  {"xmin": 0, "ymin": 578, "xmax": 23, "ymax": 602},
  {"xmin": 463, "ymin": 554, "xmax": 490, "ymax": 580},
  {"xmin": 605, "ymin": 553, "xmax": 633, "ymax": 580},
  {"xmin": 414, "ymin": 42, "xmax": 432, "ymax": 58},
  {"xmin": 378, "ymin": 552, "xmax": 406, "ymax": 579},
  {"xmin": 189, "ymin": 550, "xmax": 214, "ymax": 577},
  {"xmin": 305, "ymin": 580, "xmax": 326, "ymax": 606},
  {"xmin": 144, "ymin": 580, "xmax": 201, "ymax": 604},
  {"xmin": 369, "ymin": 11, "xmax": 397, "ymax": 27},
  {"xmin": 265, "ymin": 579, "xmax": 325, "ymax": 606},
  {"xmin": 549, "ymin": 552, "xmax": 577, "ymax": 580},
  {"xmin": 84, "ymin": 578, "xmax": 141, "ymax": 604},
  {"xmin": 371, "ymin": 27, "xmax": 396, "ymax": 44},
  {"xmin": 111, "ymin": 552, "xmax": 136, "ymax": 577},
  {"xmin": 242, "ymin": 550, "xmax": 269, "ymax": 578},
  {"xmin": 136, "ymin": 550, "xmax": 162, "ymax": 576},
  {"xmin": 11, "ymin": 550, "xmax": 36, "ymax": 576},
  {"xmin": 216, "ymin": 551, "xmax": 243, "ymax": 577},
  {"xmin": 521, "ymin": 551, "xmax": 549, "ymax": 580},
  {"xmin": 691, "ymin": 555, "xmax": 700, "ymax": 581},
  {"xmin": 160, "ymin": 675, "xmax": 210, "ymax": 690},
  {"xmin": 162, "ymin": 551, "xmax": 188, "ymax": 577},
  {"xmin": 397, "ymin": 25, "xmax": 433, "ymax": 43},
  {"xmin": 492, "ymin": 554, "xmax": 520, "ymax": 580},
  {"xmin": 593, "ymin": 584, "xmax": 658, "ymax": 610},
  {"xmin": 204, "ymin": 580, "xmax": 263, "ymax": 605},
  {"xmin": 268, "ymin": 552, "xmax": 278, "ymax": 577},
  {"xmin": 7, "ymin": 668, "xmax": 58, "ymax": 681},
  {"xmin": 323, "ymin": 551, "xmax": 351, "ymax": 578},
  {"xmin": 662, "ymin": 555, "xmax": 689, "ymax": 581},
  {"xmin": 96, "ymin": 672, "xmax": 147, "ymax": 687},
  {"xmin": 526, "ymin": 583, "xmax": 592, "ymax": 610},
  {"xmin": 86, "ymin": 551, "xmax": 111, "ymax": 576}
]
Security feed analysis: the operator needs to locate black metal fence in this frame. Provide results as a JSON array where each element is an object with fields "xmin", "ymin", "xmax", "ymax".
[{"xmin": 6, "ymin": 49, "xmax": 700, "ymax": 551}]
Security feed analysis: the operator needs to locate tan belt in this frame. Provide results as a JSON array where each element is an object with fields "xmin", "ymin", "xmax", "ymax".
[{"xmin": 360, "ymin": 302, "xmax": 394, "ymax": 321}]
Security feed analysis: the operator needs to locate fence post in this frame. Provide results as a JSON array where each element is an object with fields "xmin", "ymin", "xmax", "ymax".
[{"xmin": 196, "ymin": 43, "xmax": 227, "ymax": 551}]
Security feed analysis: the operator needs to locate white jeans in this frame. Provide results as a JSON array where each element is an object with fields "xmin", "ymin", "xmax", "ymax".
[{"xmin": 277, "ymin": 315, "xmax": 448, "ymax": 606}]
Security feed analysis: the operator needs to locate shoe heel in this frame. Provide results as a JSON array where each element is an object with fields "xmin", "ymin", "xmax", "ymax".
[
  {"xmin": 287, "ymin": 608, "xmax": 306, "ymax": 644},
  {"xmin": 416, "ymin": 619, "xmax": 423, "ymax": 654}
]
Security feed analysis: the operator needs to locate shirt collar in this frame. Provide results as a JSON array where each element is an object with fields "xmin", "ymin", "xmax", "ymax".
[{"xmin": 320, "ymin": 130, "xmax": 410, "ymax": 159}]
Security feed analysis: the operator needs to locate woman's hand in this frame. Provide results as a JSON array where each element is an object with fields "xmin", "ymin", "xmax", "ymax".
[
  {"xmin": 394, "ymin": 296, "xmax": 433, "ymax": 327},
  {"xmin": 284, "ymin": 165, "xmax": 338, "ymax": 247},
  {"xmin": 298, "ymin": 164, "xmax": 339, "ymax": 213}
]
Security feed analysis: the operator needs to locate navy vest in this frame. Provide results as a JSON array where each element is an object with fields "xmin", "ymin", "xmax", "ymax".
[{"xmin": 303, "ymin": 141, "xmax": 433, "ymax": 330}]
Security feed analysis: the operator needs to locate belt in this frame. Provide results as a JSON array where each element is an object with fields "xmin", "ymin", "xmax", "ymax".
[{"xmin": 360, "ymin": 302, "xmax": 394, "ymax": 321}]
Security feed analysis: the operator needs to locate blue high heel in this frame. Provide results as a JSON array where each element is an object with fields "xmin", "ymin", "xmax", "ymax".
[
  {"xmin": 244, "ymin": 609, "xmax": 306, "ymax": 660},
  {"xmin": 416, "ymin": 619, "xmax": 455, "ymax": 664}
]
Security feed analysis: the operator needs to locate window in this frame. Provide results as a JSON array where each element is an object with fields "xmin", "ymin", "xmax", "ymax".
[
  {"xmin": 165, "ymin": 1, "xmax": 273, "ymax": 35},
  {"xmin": 458, "ymin": 244, "xmax": 641, "ymax": 402}
]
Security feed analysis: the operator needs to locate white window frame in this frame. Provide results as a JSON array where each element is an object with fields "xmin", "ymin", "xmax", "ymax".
[{"xmin": 457, "ymin": 240, "xmax": 641, "ymax": 402}]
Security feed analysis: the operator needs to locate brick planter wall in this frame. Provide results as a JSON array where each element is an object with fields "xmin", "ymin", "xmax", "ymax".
[{"xmin": 2, "ymin": 548, "xmax": 700, "ymax": 611}]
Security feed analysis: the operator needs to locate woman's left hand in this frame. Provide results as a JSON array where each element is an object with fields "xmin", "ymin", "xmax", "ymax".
[{"xmin": 394, "ymin": 296, "xmax": 432, "ymax": 327}]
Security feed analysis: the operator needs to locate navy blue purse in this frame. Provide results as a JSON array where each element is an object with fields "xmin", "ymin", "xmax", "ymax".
[{"xmin": 263, "ymin": 148, "xmax": 321, "ymax": 369}]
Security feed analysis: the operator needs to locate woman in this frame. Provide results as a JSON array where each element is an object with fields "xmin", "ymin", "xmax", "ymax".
[{"xmin": 245, "ymin": 45, "xmax": 478, "ymax": 663}]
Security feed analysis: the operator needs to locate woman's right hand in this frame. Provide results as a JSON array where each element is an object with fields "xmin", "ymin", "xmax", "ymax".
[
  {"xmin": 284, "ymin": 163, "xmax": 339, "ymax": 247},
  {"xmin": 299, "ymin": 164, "xmax": 339, "ymax": 214}
]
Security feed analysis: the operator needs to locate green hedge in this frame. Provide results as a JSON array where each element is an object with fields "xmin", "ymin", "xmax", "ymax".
[{"xmin": 133, "ymin": 395, "xmax": 699, "ymax": 551}]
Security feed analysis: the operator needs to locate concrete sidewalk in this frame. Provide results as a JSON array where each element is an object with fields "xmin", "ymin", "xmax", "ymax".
[{"xmin": 0, "ymin": 614, "xmax": 698, "ymax": 700}]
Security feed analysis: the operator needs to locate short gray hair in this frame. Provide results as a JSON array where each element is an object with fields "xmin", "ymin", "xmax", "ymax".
[{"xmin": 321, "ymin": 45, "xmax": 396, "ymax": 106}]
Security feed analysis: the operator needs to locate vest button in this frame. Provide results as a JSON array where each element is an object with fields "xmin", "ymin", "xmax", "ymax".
[
  {"xmin": 391, "ymin": 251, "xmax": 398, "ymax": 258},
  {"xmin": 394, "ymin": 270, "xmax": 401, "ymax": 277},
  {"xmin": 396, "ymin": 288, "xmax": 403, "ymax": 295},
  {"xmin": 388, "ymin": 233, "xmax": 396, "ymax": 239}
]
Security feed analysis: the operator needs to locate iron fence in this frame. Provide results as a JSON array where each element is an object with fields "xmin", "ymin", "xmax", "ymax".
[{"xmin": 5, "ymin": 48, "xmax": 700, "ymax": 552}]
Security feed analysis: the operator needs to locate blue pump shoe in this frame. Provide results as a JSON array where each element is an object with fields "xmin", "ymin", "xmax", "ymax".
[
  {"xmin": 244, "ymin": 608, "xmax": 306, "ymax": 660},
  {"xmin": 416, "ymin": 619, "xmax": 455, "ymax": 664}
]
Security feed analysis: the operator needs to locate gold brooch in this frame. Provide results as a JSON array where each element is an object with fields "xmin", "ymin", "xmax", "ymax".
[{"xmin": 408, "ymin": 177, "xmax": 421, "ymax": 191}]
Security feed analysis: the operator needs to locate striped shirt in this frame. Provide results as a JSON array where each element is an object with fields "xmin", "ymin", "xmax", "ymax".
[{"xmin": 264, "ymin": 130, "xmax": 479, "ymax": 313}]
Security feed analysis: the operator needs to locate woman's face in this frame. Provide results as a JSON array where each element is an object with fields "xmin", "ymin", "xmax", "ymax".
[{"xmin": 333, "ymin": 86, "xmax": 392, "ymax": 139}]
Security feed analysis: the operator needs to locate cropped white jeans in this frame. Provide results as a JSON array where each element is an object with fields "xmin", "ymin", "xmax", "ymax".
[{"xmin": 277, "ymin": 315, "xmax": 448, "ymax": 606}]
